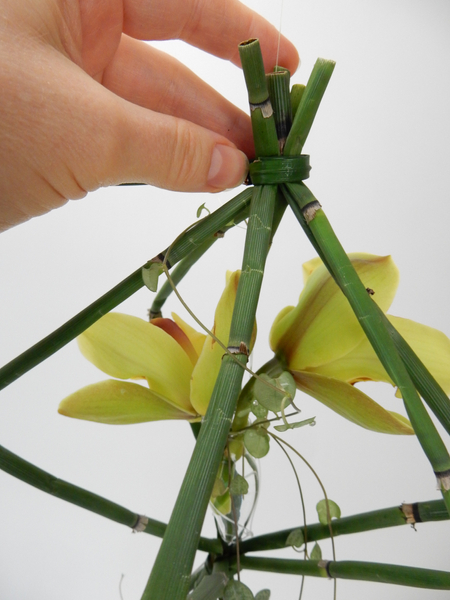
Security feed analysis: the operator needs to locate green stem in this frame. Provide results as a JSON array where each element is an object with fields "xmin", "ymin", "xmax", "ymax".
[
  {"xmin": 142, "ymin": 42, "xmax": 281, "ymax": 599},
  {"xmin": 0, "ymin": 188, "xmax": 252, "ymax": 391},
  {"xmin": 149, "ymin": 237, "xmax": 216, "ymax": 318},
  {"xmin": 283, "ymin": 182, "xmax": 450, "ymax": 505},
  {"xmin": 239, "ymin": 499, "xmax": 448, "ymax": 553},
  {"xmin": 284, "ymin": 58, "xmax": 336, "ymax": 156},
  {"xmin": 290, "ymin": 83, "xmax": 305, "ymax": 119},
  {"xmin": 0, "ymin": 444, "xmax": 221, "ymax": 553},
  {"xmin": 238, "ymin": 39, "xmax": 279, "ymax": 157},
  {"xmin": 266, "ymin": 68, "xmax": 292, "ymax": 152},
  {"xmin": 239, "ymin": 557, "xmax": 450, "ymax": 589},
  {"xmin": 142, "ymin": 183, "xmax": 278, "ymax": 600},
  {"xmin": 284, "ymin": 184, "xmax": 450, "ymax": 436}
]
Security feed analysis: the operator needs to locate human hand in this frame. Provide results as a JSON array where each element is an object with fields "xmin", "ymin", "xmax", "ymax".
[{"xmin": 0, "ymin": 0, "xmax": 299, "ymax": 231}]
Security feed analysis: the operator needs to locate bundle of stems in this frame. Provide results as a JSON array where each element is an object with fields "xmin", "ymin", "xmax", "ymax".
[{"xmin": 1, "ymin": 37, "xmax": 450, "ymax": 600}]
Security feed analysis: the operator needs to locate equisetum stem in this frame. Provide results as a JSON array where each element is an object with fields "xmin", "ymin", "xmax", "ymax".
[
  {"xmin": 141, "ymin": 40, "xmax": 279, "ymax": 600},
  {"xmin": 0, "ymin": 188, "xmax": 252, "ymax": 391},
  {"xmin": 0, "ymin": 444, "xmax": 221, "ymax": 553},
  {"xmin": 283, "ymin": 182, "xmax": 450, "ymax": 514},
  {"xmin": 238, "ymin": 556, "xmax": 450, "ymax": 589}
]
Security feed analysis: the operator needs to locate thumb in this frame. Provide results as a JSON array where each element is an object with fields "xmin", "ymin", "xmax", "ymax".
[
  {"xmin": 101, "ymin": 98, "xmax": 249, "ymax": 193},
  {"xmin": 0, "ymin": 47, "xmax": 249, "ymax": 230}
]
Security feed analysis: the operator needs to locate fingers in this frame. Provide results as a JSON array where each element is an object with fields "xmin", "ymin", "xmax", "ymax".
[
  {"xmin": 101, "ymin": 97, "xmax": 249, "ymax": 193},
  {"xmin": 0, "ymin": 41, "xmax": 248, "ymax": 230},
  {"xmin": 101, "ymin": 35, "xmax": 254, "ymax": 157},
  {"xmin": 123, "ymin": 0, "xmax": 299, "ymax": 73}
]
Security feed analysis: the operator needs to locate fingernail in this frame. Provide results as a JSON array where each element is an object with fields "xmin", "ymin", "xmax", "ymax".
[{"xmin": 207, "ymin": 145, "xmax": 248, "ymax": 190}]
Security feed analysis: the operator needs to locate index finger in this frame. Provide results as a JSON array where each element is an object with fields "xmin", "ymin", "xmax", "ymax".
[{"xmin": 123, "ymin": 0, "xmax": 299, "ymax": 73}]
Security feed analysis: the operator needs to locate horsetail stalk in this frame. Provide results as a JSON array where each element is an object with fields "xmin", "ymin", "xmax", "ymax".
[
  {"xmin": 284, "ymin": 58, "xmax": 335, "ymax": 156},
  {"xmin": 240, "ymin": 499, "xmax": 448, "ymax": 553},
  {"xmin": 283, "ymin": 181, "xmax": 450, "ymax": 513},
  {"xmin": 238, "ymin": 556, "xmax": 450, "ymax": 590},
  {"xmin": 0, "ymin": 188, "xmax": 252, "ymax": 391},
  {"xmin": 266, "ymin": 68, "xmax": 292, "ymax": 152},
  {"xmin": 141, "ymin": 40, "xmax": 279, "ymax": 600},
  {"xmin": 239, "ymin": 38, "xmax": 280, "ymax": 157},
  {"xmin": 284, "ymin": 183, "xmax": 450, "ymax": 436}
]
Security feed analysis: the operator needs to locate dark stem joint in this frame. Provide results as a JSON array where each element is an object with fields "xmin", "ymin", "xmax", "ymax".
[
  {"xmin": 153, "ymin": 252, "xmax": 172, "ymax": 270},
  {"xmin": 302, "ymin": 200, "xmax": 322, "ymax": 224},
  {"xmin": 318, "ymin": 559, "xmax": 333, "ymax": 579},
  {"xmin": 249, "ymin": 97, "xmax": 273, "ymax": 118},
  {"xmin": 226, "ymin": 342, "xmax": 249, "ymax": 357},
  {"xmin": 401, "ymin": 502, "xmax": 418, "ymax": 524},
  {"xmin": 434, "ymin": 468, "xmax": 450, "ymax": 491},
  {"xmin": 148, "ymin": 310, "xmax": 162, "ymax": 321},
  {"xmin": 132, "ymin": 514, "xmax": 149, "ymax": 532},
  {"xmin": 412, "ymin": 502, "xmax": 422, "ymax": 523}
]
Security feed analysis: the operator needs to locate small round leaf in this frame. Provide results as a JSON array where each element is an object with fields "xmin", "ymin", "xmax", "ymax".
[
  {"xmin": 316, "ymin": 499, "xmax": 341, "ymax": 525},
  {"xmin": 224, "ymin": 579, "xmax": 254, "ymax": 600},
  {"xmin": 230, "ymin": 473, "xmax": 249, "ymax": 496},
  {"xmin": 244, "ymin": 427, "xmax": 270, "ymax": 458},
  {"xmin": 286, "ymin": 528, "xmax": 305, "ymax": 549},
  {"xmin": 310, "ymin": 542, "xmax": 322, "ymax": 561}
]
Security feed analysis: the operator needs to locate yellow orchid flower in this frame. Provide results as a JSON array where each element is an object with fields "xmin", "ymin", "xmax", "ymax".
[
  {"xmin": 59, "ymin": 271, "xmax": 246, "ymax": 425},
  {"xmin": 270, "ymin": 253, "xmax": 450, "ymax": 435}
]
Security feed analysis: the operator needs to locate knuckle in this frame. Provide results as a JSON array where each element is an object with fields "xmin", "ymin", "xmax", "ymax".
[{"xmin": 169, "ymin": 121, "xmax": 208, "ymax": 190}]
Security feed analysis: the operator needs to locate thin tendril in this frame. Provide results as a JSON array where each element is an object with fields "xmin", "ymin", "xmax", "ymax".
[
  {"xmin": 157, "ymin": 228, "xmax": 294, "ymax": 401},
  {"xmin": 267, "ymin": 431, "xmax": 337, "ymax": 563},
  {"xmin": 271, "ymin": 434, "xmax": 308, "ymax": 554},
  {"xmin": 227, "ymin": 441, "xmax": 241, "ymax": 581},
  {"xmin": 275, "ymin": 0, "xmax": 284, "ymax": 68}
]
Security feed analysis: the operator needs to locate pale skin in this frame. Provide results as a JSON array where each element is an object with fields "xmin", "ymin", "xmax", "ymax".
[{"xmin": 0, "ymin": 0, "xmax": 299, "ymax": 232}]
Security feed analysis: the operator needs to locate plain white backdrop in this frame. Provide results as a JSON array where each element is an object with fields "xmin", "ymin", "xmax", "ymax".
[{"xmin": 1, "ymin": 1, "xmax": 450, "ymax": 598}]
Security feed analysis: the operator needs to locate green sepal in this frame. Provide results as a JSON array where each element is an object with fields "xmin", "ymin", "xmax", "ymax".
[
  {"xmin": 142, "ymin": 262, "xmax": 164, "ymax": 292},
  {"xmin": 316, "ymin": 499, "xmax": 341, "ymax": 525}
]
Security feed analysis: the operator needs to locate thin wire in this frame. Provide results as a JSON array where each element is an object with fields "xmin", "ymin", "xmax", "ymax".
[{"xmin": 275, "ymin": 0, "xmax": 285, "ymax": 68}]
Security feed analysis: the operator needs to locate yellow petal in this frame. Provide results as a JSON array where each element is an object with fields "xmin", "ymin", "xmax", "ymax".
[
  {"xmin": 151, "ymin": 317, "xmax": 198, "ymax": 366},
  {"xmin": 59, "ymin": 380, "xmax": 198, "ymax": 424},
  {"xmin": 270, "ymin": 254, "xmax": 399, "ymax": 371},
  {"xmin": 315, "ymin": 315, "xmax": 450, "ymax": 395},
  {"xmin": 292, "ymin": 370, "xmax": 414, "ymax": 435},
  {"xmin": 302, "ymin": 256, "xmax": 323, "ymax": 284},
  {"xmin": 190, "ymin": 270, "xmax": 241, "ymax": 415},
  {"xmin": 77, "ymin": 313, "xmax": 193, "ymax": 413},
  {"xmin": 172, "ymin": 312, "xmax": 207, "ymax": 358}
]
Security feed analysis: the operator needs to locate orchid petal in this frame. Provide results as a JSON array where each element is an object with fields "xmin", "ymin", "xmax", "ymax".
[
  {"xmin": 151, "ymin": 317, "xmax": 198, "ymax": 366},
  {"xmin": 190, "ymin": 271, "xmax": 241, "ymax": 415},
  {"xmin": 58, "ymin": 380, "xmax": 197, "ymax": 424},
  {"xmin": 314, "ymin": 315, "xmax": 450, "ymax": 395},
  {"xmin": 77, "ymin": 313, "xmax": 193, "ymax": 412},
  {"xmin": 270, "ymin": 254, "xmax": 399, "ymax": 370},
  {"xmin": 292, "ymin": 370, "xmax": 414, "ymax": 435},
  {"xmin": 172, "ymin": 312, "xmax": 207, "ymax": 358}
]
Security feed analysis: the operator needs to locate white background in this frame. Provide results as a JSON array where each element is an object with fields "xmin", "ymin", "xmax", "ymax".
[{"xmin": 1, "ymin": 1, "xmax": 450, "ymax": 598}]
